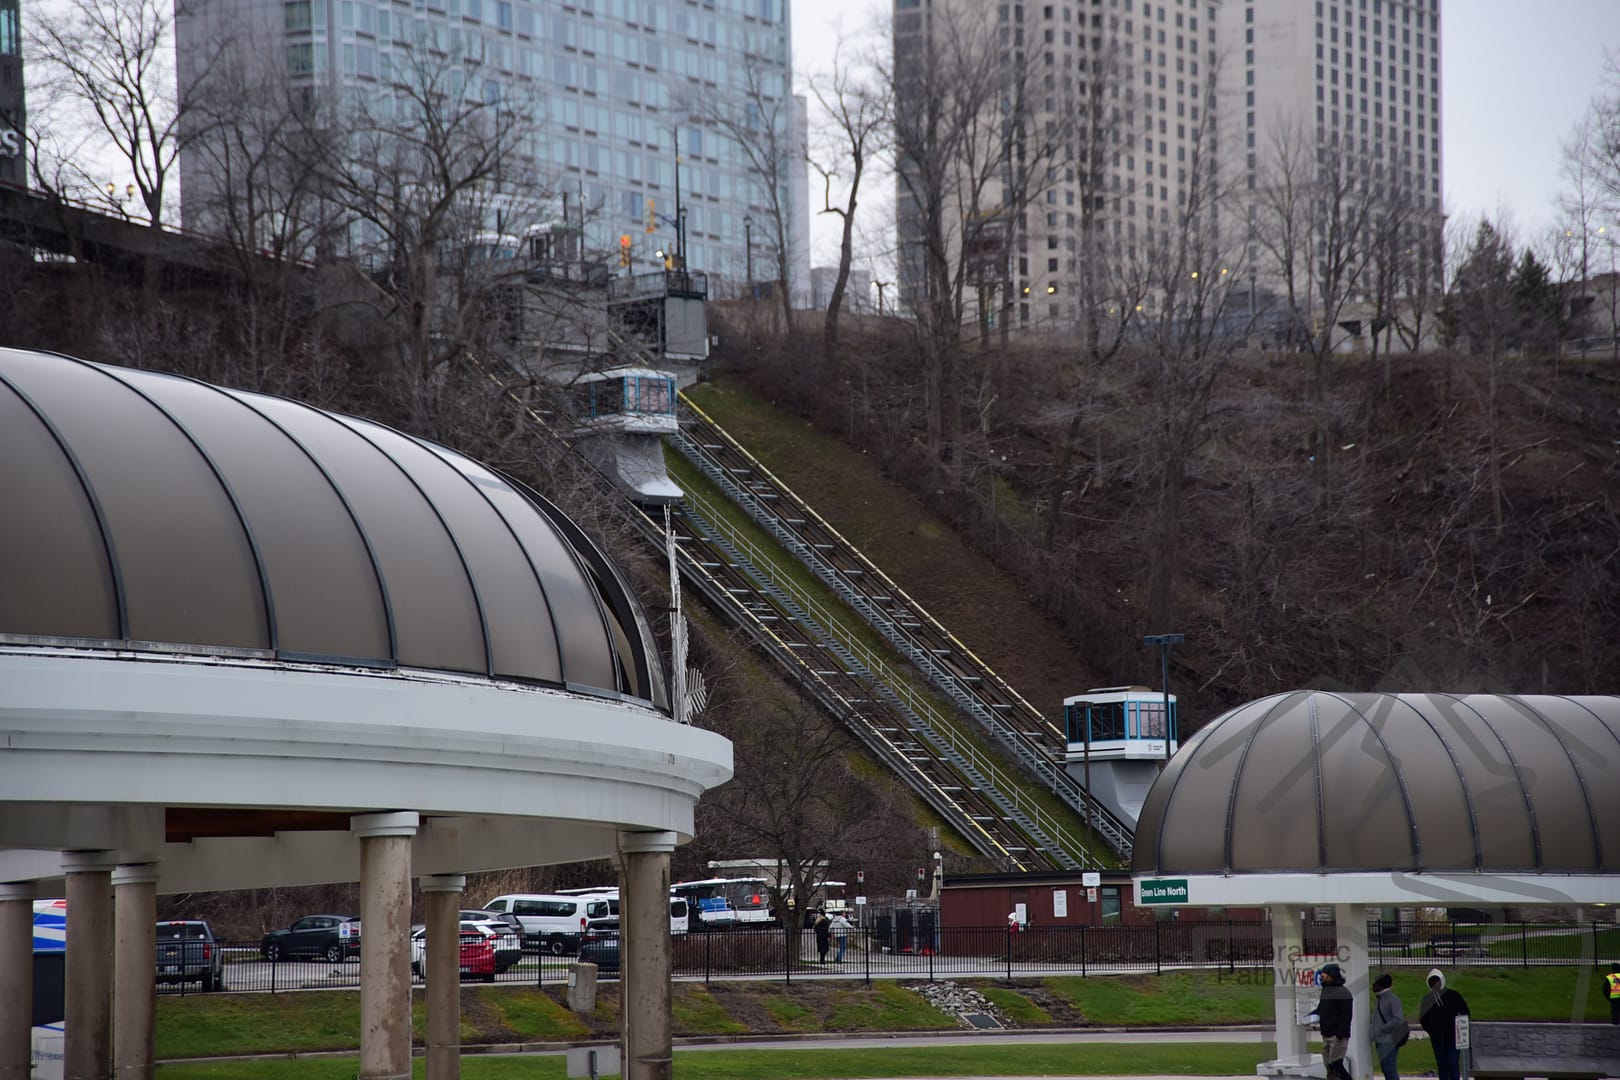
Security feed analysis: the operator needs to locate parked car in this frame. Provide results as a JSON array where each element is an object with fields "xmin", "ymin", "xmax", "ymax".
[
  {"xmin": 156, "ymin": 920, "xmax": 224, "ymax": 991},
  {"xmin": 410, "ymin": 925, "xmax": 498, "ymax": 982},
  {"xmin": 456, "ymin": 919, "xmax": 521, "ymax": 972},
  {"xmin": 576, "ymin": 924, "xmax": 620, "ymax": 974},
  {"xmin": 459, "ymin": 908, "xmax": 524, "ymax": 939},
  {"xmin": 259, "ymin": 914, "xmax": 361, "ymax": 962},
  {"xmin": 582, "ymin": 912, "xmax": 619, "ymax": 944}
]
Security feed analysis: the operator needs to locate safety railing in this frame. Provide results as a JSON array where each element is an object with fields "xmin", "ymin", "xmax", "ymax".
[{"xmin": 154, "ymin": 921, "xmax": 1616, "ymax": 994}]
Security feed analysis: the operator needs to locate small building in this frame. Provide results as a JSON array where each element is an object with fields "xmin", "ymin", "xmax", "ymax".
[{"xmin": 941, "ymin": 870, "xmax": 1264, "ymax": 929}]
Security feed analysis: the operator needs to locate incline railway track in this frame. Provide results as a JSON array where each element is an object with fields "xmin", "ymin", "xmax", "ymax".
[
  {"xmin": 672, "ymin": 395, "xmax": 1134, "ymax": 860},
  {"xmin": 481, "ymin": 364, "xmax": 1092, "ymax": 870},
  {"xmin": 660, "ymin": 483, "xmax": 1092, "ymax": 871}
]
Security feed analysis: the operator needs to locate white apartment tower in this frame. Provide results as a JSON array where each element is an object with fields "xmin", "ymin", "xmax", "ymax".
[
  {"xmin": 893, "ymin": 0, "xmax": 1442, "ymax": 333},
  {"xmin": 895, "ymin": 0, "xmax": 1216, "ymax": 329},
  {"xmin": 1218, "ymin": 0, "xmax": 1444, "ymax": 327},
  {"xmin": 175, "ymin": 0, "xmax": 807, "ymax": 291}
]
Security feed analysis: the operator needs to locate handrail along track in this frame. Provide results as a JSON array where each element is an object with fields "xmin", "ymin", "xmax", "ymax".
[
  {"xmin": 674, "ymin": 394, "xmax": 1134, "ymax": 861},
  {"xmin": 479, "ymin": 363, "xmax": 1077, "ymax": 869}
]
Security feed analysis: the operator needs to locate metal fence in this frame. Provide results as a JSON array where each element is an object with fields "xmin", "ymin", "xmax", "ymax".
[{"xmin": 155, "ymin": 920, "xmax": 1620, "ymax": 995}]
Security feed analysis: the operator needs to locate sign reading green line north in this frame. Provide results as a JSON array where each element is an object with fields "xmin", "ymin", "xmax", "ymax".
[{"xmin": 1140, "ymin": 878, "xmax": 1189, "ymax": 905}]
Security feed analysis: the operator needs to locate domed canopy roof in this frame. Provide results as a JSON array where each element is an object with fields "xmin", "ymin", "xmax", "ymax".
[
  {"xmin": 1132, "ymin": 690, "xmax": 1620, "ymax": 877},
  {"xmin": 0, "ymin": 347, "xmax": 666, "ymax": 707}
]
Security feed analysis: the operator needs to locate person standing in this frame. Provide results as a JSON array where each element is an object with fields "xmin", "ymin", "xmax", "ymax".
[
  {"xmin": 830, "ymin": 912, "xmax": 854, "ymax": 962},
  {"xmin": 1370, "ymin": 972, "xmax": 1407, "ymax": 1080},
  {"xmin": 1418, "ymin": 968, "xmax": 1471, "ymax": 1080},
  {"xmin": 812, "ymin": 911, "xmax": 831, "ymax": 963},
  {"xmin": 1316, "ymin": 963, "xmax": 1354, "ymax": 1080},
  {"xmin": 1605, "ymin": 962, "xmax": 1620, "ymax": 1025}
]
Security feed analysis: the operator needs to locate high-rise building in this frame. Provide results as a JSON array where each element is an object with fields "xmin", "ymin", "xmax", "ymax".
[
  {"xmin": 894, "ymin": 0, "xmax": 1217, "ymax": 329},
  {"xmin": 1217, "ymin": 0, "xmax": 1444, "ymax": 330},
  {"xmin": 0, "ymin": 0, "xmax": 23, "ymax": 187},
  {"xmin": 892, "ymin": 0, "xmax": 1442, "ymax": 334},
  {"xmin": 175, "ymin": 0, "xmax": 808, "ymax": 292}
]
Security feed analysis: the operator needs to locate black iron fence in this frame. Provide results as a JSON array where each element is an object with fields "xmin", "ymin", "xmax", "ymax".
[{"xmin": 155, "ymin": 920, "xmax": 1620, "ymax": 995}]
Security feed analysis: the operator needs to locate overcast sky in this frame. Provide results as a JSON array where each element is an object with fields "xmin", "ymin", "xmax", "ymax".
[{"xmin": 792, "ymin": 0, "xmax": 1620, "ymax": 263}]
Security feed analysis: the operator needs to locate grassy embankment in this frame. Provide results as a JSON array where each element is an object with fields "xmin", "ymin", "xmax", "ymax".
[
  {"xmin": 671, "ymin": 387, "xmax": 1105, "ymax": 866},
  {"xmin": 156, "ymin": 966, "xmax": 1616, "ymax": 1058}
]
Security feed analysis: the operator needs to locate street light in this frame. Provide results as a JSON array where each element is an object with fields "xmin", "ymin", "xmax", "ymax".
[
  {"xmin": 744, "ymin": 214, "xmax": 754, "ymax": 286},
  {"xmin": 1142, "ymin": 633, "xmax": 1184, "ymax": 769}
]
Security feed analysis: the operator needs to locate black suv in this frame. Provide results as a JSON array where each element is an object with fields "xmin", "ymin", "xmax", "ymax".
[
  {"xmin": 260, "ymin": 914, "xmax": 361, "ymax": 962},
  {"xmin": 157, "ymin": 920, "xmax": 224, "ymax": 991}
]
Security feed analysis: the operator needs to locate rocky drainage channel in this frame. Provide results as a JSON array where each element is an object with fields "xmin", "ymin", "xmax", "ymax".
[{"xmin": 908, "ymin": 981, "xmax": 1009, "ymax": 1030}]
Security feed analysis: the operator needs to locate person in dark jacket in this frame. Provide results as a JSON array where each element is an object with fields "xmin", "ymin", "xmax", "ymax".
[
  {"xmin": 812, "ymin": 911, "xmax": 831, "ymax": 963},
  {"xmin": 1370, "ymin": 972, "xmax": 1407, "ymax": 1080},
  {"xmin": 1418, "ymin": 968, "xmax": 1471, "ymax": 1080},
  {"xmin": 1316, "ymin": 963, "xmax": 1354, "ymax": 1080}
]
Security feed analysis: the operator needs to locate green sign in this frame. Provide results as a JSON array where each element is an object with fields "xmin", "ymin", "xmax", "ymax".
[{"xmin": 1139, "ymin": 878, "xmax": 1189, "ymax": 905}]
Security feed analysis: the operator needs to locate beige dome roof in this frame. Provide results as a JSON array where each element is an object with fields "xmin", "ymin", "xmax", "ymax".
[
  {"xmin": 0, "ymin": 347, "xmax": 666, "ymax": 707},
  {"xmin": 1132, "ymin": 690, "xmax": 1620, "ymax": 876}
]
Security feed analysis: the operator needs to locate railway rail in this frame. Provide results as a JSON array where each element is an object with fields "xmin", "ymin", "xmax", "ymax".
[
  {"xmin": 672, "ymin": 396, "xmax": 1134, "ymax": 860},
  {"xmin": 482, "ymin": 363, "xmax": 1103, "ymax": 869}
]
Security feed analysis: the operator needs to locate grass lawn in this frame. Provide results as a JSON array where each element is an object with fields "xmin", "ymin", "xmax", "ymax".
[
  {"xmin": 155, "ymin": 967, "xmax": 1617, "ymax": 1061},
  {"xmin": 1040, "ymin": 972, "xmax": 1273, "ymax": 1026},
  {"xmin": 153, "ymin": 1041, "xmax": 1279, "ymax": 1079}
]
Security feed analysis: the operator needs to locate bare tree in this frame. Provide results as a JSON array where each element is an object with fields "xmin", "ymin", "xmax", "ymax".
[
  {"xmin": 1128, "ymin": 66, "xmax": 1243, "ymax": 629},
  {"xmin": 1040, "ymin": 37, "xmax": 1144, "ymax": 550},
  {"xmin": 26, "ymin": 0, "xmax": 217, "ymax": 226},
  {"xmin": 177, "ymin": 35, "xmax": 343, "ymax": 379},
  {"xmin": 1446, "ymin": 217, "xmax": 1518, "ymax": 533},
  {"xmin": 807, "ymin": 44, "xmax": 889, "ymax": 360},
  {"xmin": 885, "ymin": 2, "xmax": 1065, "ymax": 463},
  {"xmin": 688, "ymin": 53, "xmax": 798, "ymax": 332},
  {"xmin": 311, "ymin": 44, "xmax": 544, "ymax": 389},
  {"xmin": 1251, "ymin": 121, "xmax": 1376, "ymax": 400}
]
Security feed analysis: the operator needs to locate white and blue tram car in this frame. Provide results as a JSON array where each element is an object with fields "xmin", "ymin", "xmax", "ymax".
[
  {"xmin": 1062, "ymin": 686, "xmax": 1179, "ymax": 829},
  {"xmin": 570, "ymin": 367, "xmax": 683, "ymax": 504}
]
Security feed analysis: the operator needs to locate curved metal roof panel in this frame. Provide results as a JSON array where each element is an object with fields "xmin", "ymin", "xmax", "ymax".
[
  {"xmin": 1132, "ymin": 690, "xmax": 1620, "ymax": 876},
  {"xmin": 0, "ymin": 347, "xmax": 666, "ymax": 709}
]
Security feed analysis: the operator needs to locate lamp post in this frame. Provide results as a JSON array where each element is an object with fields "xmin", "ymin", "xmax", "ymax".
[
  {"xmin": 1142, "ymin": 633, "xmax": 1184, "ymax": 769},
  {"xmin": 873, "ymin": 279, "xmax": 890, "ymax": 317},
  {"xmin": 744, "ymin": 214, "xmax": 754, "ymax": 287}
]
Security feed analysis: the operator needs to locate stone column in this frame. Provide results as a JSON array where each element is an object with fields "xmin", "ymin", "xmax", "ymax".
[
  {"xmin": 0, "ymin": 882, "xmax": 37, "ymax": 1080},
  {"xmin": 112, "ymin": 865, "xmax": 159, "ymax": 1080},
  {"xmin": 352, "ymin": 813, "xmax": 418, "ymax": 1080},
  {"xmin": 419, "ymin": 874, "xmax": 466, "ymax": 1080},
  {"xmin": 618, "ymin": 830, "xmax": 676, "ymax": 1080},
  {"xmin": 1267, "ymin": 904, "xmax": 1309, "ymax": 1067},
  {"xmin": 63, "ymin": 851, "xmax": 117, "ymax": 1080},
  {"xmin": 1334, "ymin": 903, "xmax": 1371, "ymax": 1080}
]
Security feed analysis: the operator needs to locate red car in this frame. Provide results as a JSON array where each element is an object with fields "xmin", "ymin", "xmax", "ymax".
[{"xmin": 410, "ymin": 926, "xmax": 497, "ymax": 982}]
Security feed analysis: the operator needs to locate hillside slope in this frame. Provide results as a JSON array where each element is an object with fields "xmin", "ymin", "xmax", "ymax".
[
  {"xmin": 684, "ymin": 381, "xmax": 1105, "ymax": 724},
  {"xmin": 705, "ymin": 318, "xmax": 1620, "ymax": 729}
]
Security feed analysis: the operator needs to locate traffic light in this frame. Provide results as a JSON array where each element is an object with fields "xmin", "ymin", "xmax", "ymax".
[
  {"xmin": 645, "ymin": 198, "xmax": 656, "ymax": 234},
  {"xmin": 619, "ymin": 233, "xmax": 632, "ymax": 268}
]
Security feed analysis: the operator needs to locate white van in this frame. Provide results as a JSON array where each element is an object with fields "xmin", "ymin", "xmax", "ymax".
[
  {"xmin": 555, "ymin": 887, "xmax": 689, "ymax": 936},
  {"xmin": 480, "ymin": 894, "xmax": 590, "ymax": 955}
]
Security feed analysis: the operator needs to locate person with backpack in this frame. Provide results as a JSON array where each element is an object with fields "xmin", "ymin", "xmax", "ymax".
[
  {"xmin": 1418, "ymin": 968, "xmax": 1471, "ymax": 1080},
  {"xmin": 1370, "ymin": 972, "xmax": 1409, "ymax": 1080},
  {"xmin": 1316, "ymin": 963, "xmax": 1354, "ymax": 1080}
]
